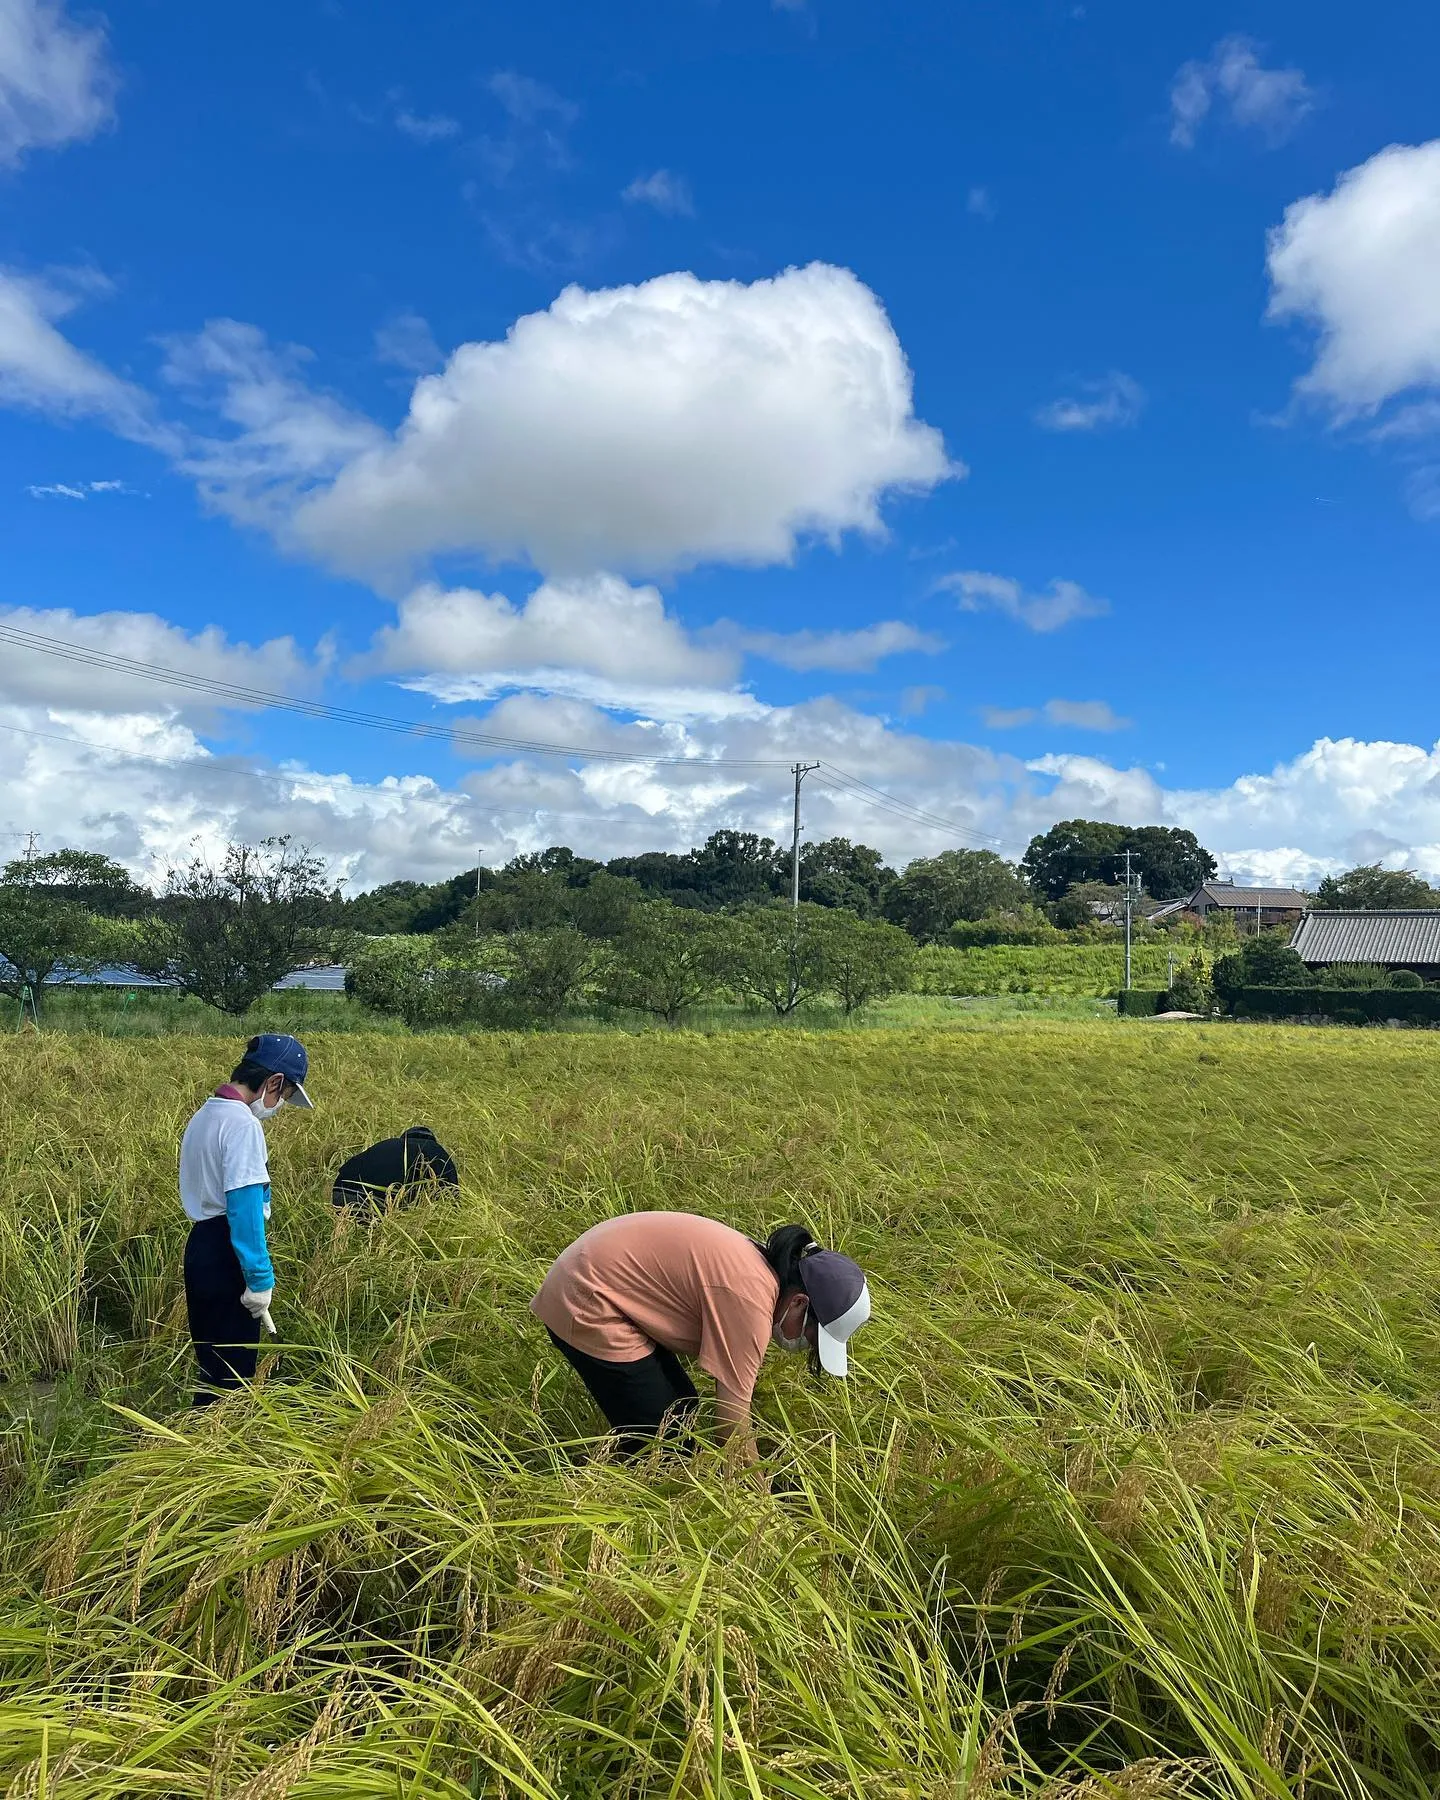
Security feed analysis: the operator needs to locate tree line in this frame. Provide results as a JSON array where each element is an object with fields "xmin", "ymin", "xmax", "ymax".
[{"xmin": 7, "ymin": 817, "xmax": 1437, "ymax": 1026}]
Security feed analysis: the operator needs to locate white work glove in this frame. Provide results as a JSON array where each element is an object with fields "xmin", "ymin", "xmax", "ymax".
[{"xmin": 240, "ymin": 1287, "xmax": 277, "ymax": 1335}]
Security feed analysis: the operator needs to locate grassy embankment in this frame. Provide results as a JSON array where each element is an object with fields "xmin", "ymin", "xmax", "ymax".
[
  {"xmin": 913, "ymin": 940, "xmax": 1187, "ymax": 997},
  {"xmin": 3, "ymin": 1021, "xmax": 1438, "ymax": 1796}
]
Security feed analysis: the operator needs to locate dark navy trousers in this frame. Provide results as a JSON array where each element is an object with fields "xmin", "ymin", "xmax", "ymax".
[{"xmin": 184, "ymin": 1215, "xmax": 260, "ymax": 1405}]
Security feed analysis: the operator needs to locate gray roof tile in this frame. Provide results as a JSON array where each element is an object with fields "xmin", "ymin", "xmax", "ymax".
[{"xmin": 1291, "ymin": 910, "xmax": 1440, "ymax": 965}]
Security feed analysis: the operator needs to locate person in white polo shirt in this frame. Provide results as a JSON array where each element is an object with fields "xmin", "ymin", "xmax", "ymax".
[{"xmin": 178, "ymin": 1033, "xmax": 312, "ymax": 1405}]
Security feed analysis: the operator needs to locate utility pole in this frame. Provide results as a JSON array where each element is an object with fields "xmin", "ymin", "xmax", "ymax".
[
  {"xmin": 474, "ymin": 851, "xmax": 483, "ymax": 939},
  {"xmin": 787, "ymin": 762, "xmax": 820, "ymax": 1017},
  {"xmin": 789, "ymin": 763, "xmax": 820, "ymax": 914},
  {"xmin": 1121, "ymin": 849, "xmax": 1142, "ymax": 990}
]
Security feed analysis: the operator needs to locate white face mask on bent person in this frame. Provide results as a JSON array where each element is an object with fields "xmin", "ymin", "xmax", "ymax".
[{"xmin": 771, "ymin": 1291, "xmax": 811, "ymax": 1353}]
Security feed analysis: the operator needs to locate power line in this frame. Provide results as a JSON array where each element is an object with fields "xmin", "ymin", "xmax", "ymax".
[
  {"xmin": 0, "ymin": 717, "xmax": 724, "ymax": 830},
  {"xmin": 814, "ymin": 762, "xmax": 1014, "ymax": 851},
  {"xmin": 0, "ymin": 624, "xmax": 1020, "ymax": 854},
  {"xmin": 0, "ymin": 624, "xmax": 791, "ymax": 770}
]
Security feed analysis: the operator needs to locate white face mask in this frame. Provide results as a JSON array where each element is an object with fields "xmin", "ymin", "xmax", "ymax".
[
  {"xmin": 772, "ymin": 1302, "xmax": 809, "ymax": 1353},
  {"xmin": 250, "ymin": 1089, "xmax": 285, "ymax": 1121}
]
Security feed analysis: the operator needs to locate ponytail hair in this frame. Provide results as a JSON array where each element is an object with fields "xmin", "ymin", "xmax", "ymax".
[{"xmin": 759, "ymin": 1223, "xmax": 820, "ymax": 1293}]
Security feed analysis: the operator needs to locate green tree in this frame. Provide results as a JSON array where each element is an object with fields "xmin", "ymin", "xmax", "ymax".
[
  {"xmin": 1021, "ymin": 820, "xmax": 1215, "ymax": 901},
  {"xmin": 1211, "ymin": 931, "xmax": 1310, "ymax": 1006},
  {"xmin": 343, "ymin": 880, "xmax": 433, "ymax": 935},
  {"xmin": 603, "ymin": 849, "xmax": 704, "ymax": 908},
  {"xmin": 1312, "ymin": 864, "xmax": 1440, "ymax": 909},
  {"xmin": 467, "ymin": 867, "xmax": 641, "ymax": 938},
  {"xmin": 725, "ymin": 902, "xmax": 832, "ymax": 1015},
  {"xmin": 138, "ymin": 837, "xmax": 331, "ymax": 1014},
  {"xmin": 813, "ymin": 911, "xmax": 915, "ymax": 1014},
  {"xmin": 1121, "ymin": 826, "xmax": 1217, "ymax": 902},
  {"xmin": 598, "ymin": 904, "xmax": 732, "ymax": 1024},
  {"xmin": 884, "ymin": 850, "xmax": 1031, "ymax": 942},
  {"xmin": 687, "ymin": 831, "xmax": 785, "ymax": 910},
  {"xmin": 0, "ymin": 851, "xmax": 132, "ymax": 1015},
  {"xmin": 798, "ymin": 838, "xmax": 895, "ymax": 916},
  {"xmin": 1167, "ymin": 949, "xmax": 1213, "ymax": 1015},
  {"xmin": 486, "ymin": 926, "xmax": 597, "ymax": 1026},
  {"xmin": 345, "ymin": 936, "xmax": 498, "ymax": 1027}
]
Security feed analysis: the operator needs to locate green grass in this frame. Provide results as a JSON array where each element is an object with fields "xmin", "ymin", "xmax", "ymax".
[
  {"xmin": 23, "ymin": 986, "xmax": 1110, "ymax": 1037},
  {"xmin": 914, "ymin": 939, "xmax": 1191, "ymax": 996},
  {"xmin": 2, "ymin": 1021, "xmax": 1440, "ymax": 1795}
]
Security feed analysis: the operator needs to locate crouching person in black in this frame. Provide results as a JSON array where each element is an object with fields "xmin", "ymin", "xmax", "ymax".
[{"xmin": 332, "ymin": 1125, "xmax": 459, "ymax": 1214}]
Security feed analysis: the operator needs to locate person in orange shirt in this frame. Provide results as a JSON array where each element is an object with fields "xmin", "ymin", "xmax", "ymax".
[{"xmin": 532, "ymin": 1212, "xmax": 871, "ymax": 1457}]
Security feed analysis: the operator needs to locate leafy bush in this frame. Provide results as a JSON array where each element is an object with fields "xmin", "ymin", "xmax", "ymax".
[
  {"xmin": 1390, "ymin": 968, "xmax": 1425, "ymax": 990},
  {"xmin": 1166, "ymin": 949, "xmax": 1214, "ymax": 1015},
  {"xmin": 947, "ymin": 911, "xmax": 1059, "ymax": 948},
  {"xmin": 345, "ymin": 936, "xmax": 499, "ymax": 1028},
  {"xmin": 1117, "ymin": 988, "xmax": 1166, "ymax": 1016},
  {"xmin": 1232, "ymin": 986, "xmax": 1440, "ymax": 1024},
  {"xmin": 1211, "ymin": 930, "xmax": 1309, "ymax": 1003},
  {"xmin": 1315, "ymin": 962, "xmax": 1394, "ymax": 990}
]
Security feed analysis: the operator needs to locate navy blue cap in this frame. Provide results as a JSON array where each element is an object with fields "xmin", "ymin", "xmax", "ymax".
[
  {"xmin": 247, "ymin": 1033, "xmax": 313, "ymax": 1109},
  {"xmin": 798, "ymin": 1249, "xmax": 870, "ymax": 1377}
]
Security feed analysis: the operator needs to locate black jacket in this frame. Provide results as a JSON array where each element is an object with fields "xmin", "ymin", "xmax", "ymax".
[{"xmin": 332, "ymin": 1126, "xmax": 459, "ymax": 1210}]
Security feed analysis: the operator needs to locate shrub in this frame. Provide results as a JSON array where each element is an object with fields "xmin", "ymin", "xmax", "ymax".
[
  {"xmin": 1118, "ymin": 988, "xmax": 1166, "ymax": 1016},
  {"xmin": 1231, "ymin": 986, "xmax": 1440, "ymax": 1024},
  {"xmin": 1316, "ymin": 962, "xmax": 1394, "ymax": 990},
  {"xmin": 1166, "ymin": 949, "xmax": 1213, "ymax": 1014},
  {"xmin": 1212, "ymin": 931, "xmax": 1310, "ymax": 1004},
  {"xmin": 948, "ymin": 911, "xmax": 1059, "ymax": 949},
  {"xmin": 345, "ymin": 936, "xmax": 499, "ymax": 1028},
  {"xmin": 1390, "ymin": 969, "xmax": 1425, "ymax": 990}
]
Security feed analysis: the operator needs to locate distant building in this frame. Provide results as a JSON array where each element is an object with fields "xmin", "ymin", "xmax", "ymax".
[
  {"xmin": 1150, "ymin": 880, "xmax": 1311, "ymax": 931},
  {"xmin": 1291, "ymin": 910, "xmax": 1440, "ymax": 979}
]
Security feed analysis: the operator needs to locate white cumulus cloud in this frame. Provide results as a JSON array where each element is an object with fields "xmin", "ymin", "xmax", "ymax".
[
  {"xmin": 1170, "ymin": 36, "xmax": 1313, "ymax": 149},
  {"xmin": 0, "ymin": 604, "xmax": 320, "ymax": 720},
  {"xmin": 937, "ymin": 570, "xmax": 1110, "ymax": 633},
  {"xmin": 1267, "ymin": 140, "xmax": 1440, "ymax": 417},
  {"xmin": 365, "ymin": 574, "xmax": 737, "ymax": 692},
  {"xmin": 289, "ymin": 263, "xmax": 956, "ymax": 581},
  {"xmin": 0, "ymin": 0, "xmax": 114, "ymax": 167}
]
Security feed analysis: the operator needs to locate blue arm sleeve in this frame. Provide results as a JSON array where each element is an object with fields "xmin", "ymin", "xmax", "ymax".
[{"xmin": 225, "ymin": 1184, "xmax": 274, "ymax": 1291}]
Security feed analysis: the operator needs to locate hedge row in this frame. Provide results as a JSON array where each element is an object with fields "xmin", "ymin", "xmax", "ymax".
[
  {"xmin": 1231, "ymin": 987, "xmax": 1440, "ymax": 1024},
  {"xmin": 1118, "ymin": 989, "xmax": 1168, "ymax": 1017}
]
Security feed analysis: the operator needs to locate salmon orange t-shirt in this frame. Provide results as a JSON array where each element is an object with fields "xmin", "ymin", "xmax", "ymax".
[{"xmin": 531, "ymin": 1211, "xmax": 780, "ymax": 1400}]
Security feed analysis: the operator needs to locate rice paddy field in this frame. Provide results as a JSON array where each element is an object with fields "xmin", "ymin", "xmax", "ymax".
[{"xmin": 3, "ymin": 1019, "xmax": 1440, "ymax": 1797}]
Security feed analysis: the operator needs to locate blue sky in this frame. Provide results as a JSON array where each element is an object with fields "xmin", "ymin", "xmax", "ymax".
[{"xmin": 1, "ymin": 0, "xmax": 1438, "ymax": 888}]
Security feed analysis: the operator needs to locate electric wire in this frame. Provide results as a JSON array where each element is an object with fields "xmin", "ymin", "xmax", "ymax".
[
  {"xmin": 0, "ymin": 624, "xmax": 791, "ymax": 768},
  {"xmin": 814, "ymin": 763, "xmax": 1014, "ymax": 850},
  {"xmin": 0, "ymin": 624, "xmax": 1016, "ymax": 852}
]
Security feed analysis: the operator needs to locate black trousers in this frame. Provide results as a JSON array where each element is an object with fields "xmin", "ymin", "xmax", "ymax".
[
  {"xmin": 184, "ymin": 1215, "xmax": 260, "ymax": 1405},
  {"xmin": 546, "ymin": 1328, "xmax": 699, "ymax": 1455}
]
